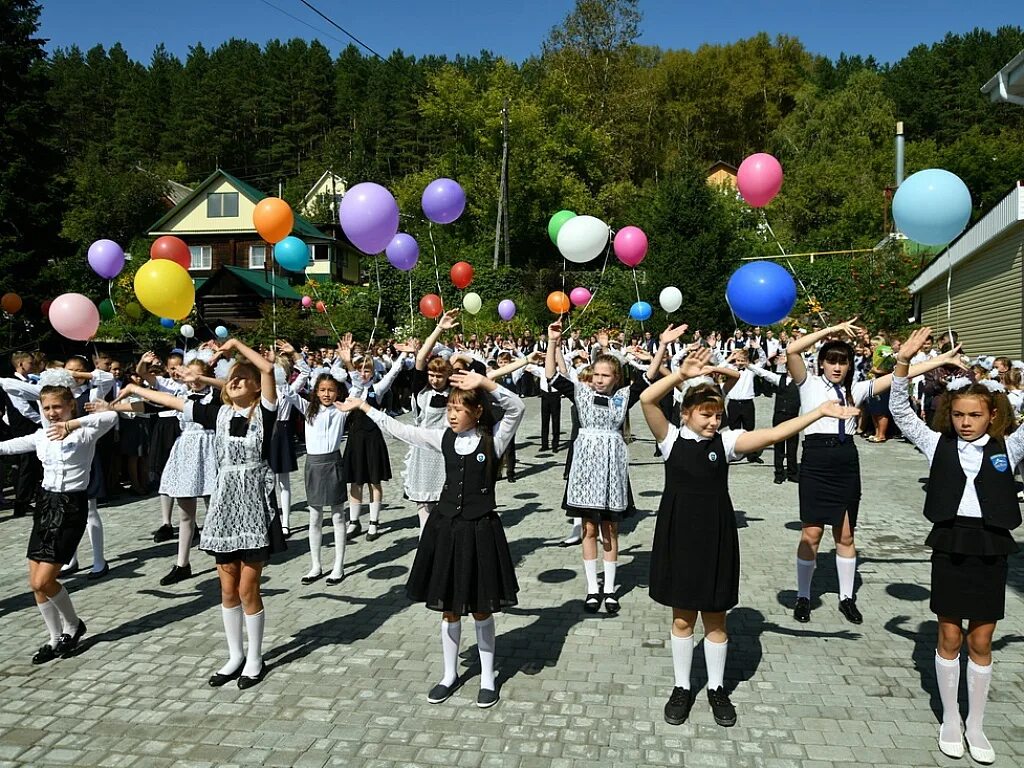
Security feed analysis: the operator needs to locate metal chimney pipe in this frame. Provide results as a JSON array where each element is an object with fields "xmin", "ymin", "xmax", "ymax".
[{"xmin": 895, "ymin": 121, "xmax": 905, "ymax": 187}]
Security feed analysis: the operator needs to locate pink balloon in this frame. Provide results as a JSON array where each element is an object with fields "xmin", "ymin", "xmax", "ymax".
[
  {"xmin": 569, "ymin": 286, "xmax": 592, "ymax": 307},
  {"xmin": 301, "ymin": 295, "xmax": 312, "ymax": 308},
  {"xmin": 613, "ymin": 226, "xmax": 648, "ymax": 268},
  {"xmin": 736, "ymin": 153, "xmax": 783, "ymax": 208},
  {"xmin": 49, "ymin": 292, "xmax": 100, "ymax": 341}
]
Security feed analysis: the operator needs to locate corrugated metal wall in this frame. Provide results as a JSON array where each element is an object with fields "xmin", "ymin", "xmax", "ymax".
[{"xmin": 920, "ymin": 228, "xmax": 1024, "ymax": 357}]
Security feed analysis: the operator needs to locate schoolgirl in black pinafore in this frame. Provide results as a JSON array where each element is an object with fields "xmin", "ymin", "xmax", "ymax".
[{"xmin": 343, "ymin": 386, "xmax": 392, "ymax": 484}]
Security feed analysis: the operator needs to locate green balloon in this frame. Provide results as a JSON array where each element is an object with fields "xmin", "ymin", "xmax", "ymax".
[
  {"xmin": 125, "ymin": 302, "xmax": 142, "ymax": 320},
  {"xmin": 548, "ymin": 210, "xmax": 577, "ymax": 246},
  {"xmin": 98, "ymin": 298, "xmax": 115, "ymax": 320}
]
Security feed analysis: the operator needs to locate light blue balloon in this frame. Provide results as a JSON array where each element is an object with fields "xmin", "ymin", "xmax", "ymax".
[
  {"xmin": 160, "ymin": 317, "xmax": 175, "ymax": 329},
  {"xmin": 215, "ymin": 325, "xmax": 229, "ymax": 339},
  {"xmin": 892, "ymin": 169, "xmax": 972, "ymax": 246},
  {"xmin": 629, "ymin": 301, "xmax": 652, "ymax": 321},
  {"xmin": 274, "ymin": 236, "xmax": 310, "ymax": 272}
]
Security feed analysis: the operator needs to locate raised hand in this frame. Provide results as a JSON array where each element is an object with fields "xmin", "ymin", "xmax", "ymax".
[
  {"xmin": 84, "ymin": 400, "xmax": 111, "ymax": 413},
  {"xmin": 596, "ymin": 330, "xmax": 610, "ymax": 348},
  {"xmin": 678, "ymin": 347, "xmax": 713, "ymax": 379},
  {"xmin": 111, "ymin": 383, "xmax": 138, "ymax": 403},
  {"xmin": 336, "ymin": 396, "xmax": 366, "ymax": 413},
  {"xmin": 438, "ymin": 309, "xmax": 460, "ymax": 330},
  {"xmin": 659, "ymin": 323, "xmax": 689, "ymax": 344},
  {"xmin": 937, "ymin": 343, "xmax": 968, "ymax": 370},
  {"xmin": 833, "ymin": 316, "xmax": 862, "ymax": 339},
  {"xmin": 548, "ymin": 321, "xmax": 562, "ymax": 342},
  {"xmin": 394, "ymin": 341, "xmax": 416, "ymax": 354},
  {"xmin": 451, "ymin": 370, "xmax": 486, "ymax": 391},
  {"xmin": 275, "ymin": 339, "xmax": 296, "ymax": 356}
]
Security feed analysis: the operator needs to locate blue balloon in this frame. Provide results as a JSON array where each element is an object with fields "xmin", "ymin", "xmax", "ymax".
[
  {"xmin": 215, "ymin": 325, "xmax": 229, "ymax": 339},
  {"xmin": 629, "ymin": 301, "xmax": 653, "ymax": 321},
  {"xmin": 160, "ymin": 317, "xmax": 175, "ymax": 328},
  {"xmin": 892, "ymin": 169, "xmax": 972, "ymax": 246},
  {"xmin": 725, "ymin": 261, "xmax": 797, "ymax": 326},
  {"xmin": 274, "ymin": 236, "xmax": 310, "ymax": 272}
]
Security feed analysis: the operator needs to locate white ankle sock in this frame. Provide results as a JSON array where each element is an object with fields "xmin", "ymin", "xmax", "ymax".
[
  {"xmin": 440, "ymin": 619, "xmax": 461, "ymax": 687},
  {"xmin": 48, "ymin": 586, "xmax": 80, "ymax": 634},
  {"xmin": 368, "ymin": 501, "xmax": 381, "ymax": 529},
  {"xmin": 38, "ymin": 600, "xmax": 62, "ymax": 646},
  {"xmin": 475, "ymin": 616, "xmax": 496, "ymax": 691},
  {"xmin": 836, "ymin": 554, "xmax": 857, "ymax": 600},
  {"xmin": 86, "ymin": 498, "xmax": 105, "ymax": 570},
  {"xmin": 175, "ymin": 507, "xmax": 194, "ymax": 568},
  {"xmin": 583, "ymin": 559, "xmax": 599, "ymax": 594},
  {"xmin": 935, "ymin": 652, "xmax": 962, "ymax": 743},
  {"xmin": 276, "ymin": 473, "xmax": 291, "ymax": 530},
  {"xmin": 330, "ymin": 510, "xmax": 346, "ymax": 578},
  {"xmin": 796, "ymin": 557, "xmax": 816, "ymax": 599},
  {"xmin": 704, "ymin": 638, "xmax": 728, "ymax": 691},
  {"xmin": 965, "ymin": 659, "xmax": 993, "ymax": 752},
  {"xmin": 218, "ymin": 605, "xmax": 244, "ymax": 675},
  {"xmin": 348, "ymin": 501, "xmax": 360, "ymax": 525},
  {"xmin": 603, "ymin": 559, "xmax": 617, "ymax": 593},
  {"xmin": 242, "ymin": 610, "xmax": 265, "ymax": 677},
  {"xmin": 307, "ymin": 507, "xmax": 323, "ymax": 574},
  {"xmin": 160, "ymin": 494, "xmax": 173, "ymax": 526},
  {"xmin": 670, "ymin": 633, "xmax": 694, "ymax": 689}
]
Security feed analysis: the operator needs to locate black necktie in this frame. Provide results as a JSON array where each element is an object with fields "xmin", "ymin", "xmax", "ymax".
[{"xmin": 833, "ymin": 384, "xmax": 847, "ymax": 442}]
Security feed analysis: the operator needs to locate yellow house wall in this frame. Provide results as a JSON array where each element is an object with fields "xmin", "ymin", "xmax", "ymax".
[
  {"xmin": 707, "ymin": 169, "xmax": 736, "ymax": 188},
  {"xmin": 154, "ymin": 179, "xmax": 259, "ymax": 235}
]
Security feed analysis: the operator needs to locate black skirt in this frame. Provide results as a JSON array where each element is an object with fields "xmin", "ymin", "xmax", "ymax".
[
  {"xmin": 798, "ymin": 436, "xmax": 860, "ymax": 527},
  {"xmin": 149, "ymin": 417, "xmax": 181, "ymax": 475},
  {"xmin": 407, "ymin": 511, "xmax": 519, "ymax": 615},
  {"xmin": 28, "ymin": 490, "xmax": 88, "ymax": 564},
  {"xmin": 343, "ymin": 411, "xmax": 392, "ymax": 484},
  {"xmin": 562, "ymin": 476, "xmax": 637, "ymax": 522},
  {"xmin": 212, "ymin": 511, "xmax": 288, "ymax": 565},
  {"xmin": 268, "ymin": 418, "xmax": 298, "ymax": 474},
  {"xmin": 927, "ymin": 518, "xmax": 1015, "ymax": 621},
  {"xmin": 118, "ymin": 418, "xmax": 150, "ymax": 457}
]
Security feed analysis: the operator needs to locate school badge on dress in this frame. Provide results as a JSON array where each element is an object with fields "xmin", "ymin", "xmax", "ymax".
[
  {"xmin": 708, "ymin": 451, "xmax": 718, "ymax": 462},
  {"xmin": 476, "ymin": 453, "xmax": 486, "ymax": 463},
  {"xmin": 990, "ymin": 454, "xmax": 1010, "ymax": 472}
]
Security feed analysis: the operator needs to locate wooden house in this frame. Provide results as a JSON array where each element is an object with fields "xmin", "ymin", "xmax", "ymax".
[
  {"xmin": 299, "ymin": 170, "xmax": 361, "ymax": 285},
  {"xmin": 706, "ymin": 161, "xmax": 738, "ymax": 190}
]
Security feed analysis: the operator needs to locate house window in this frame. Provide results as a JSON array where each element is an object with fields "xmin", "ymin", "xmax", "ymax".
[
  {"xmin": 207, "ymin": 192, "xmax": 239, "ymax": 218},
  {"xmin": 188, "ymin": 245, "xmax": 212, "ymax": 271},
  {"xmin": 249, "ymin": 244, "xmax": 266, "ymax": 269},
  {"xmin": 312, "ymin": 243, "xmax": 331, "ymax": 261}
]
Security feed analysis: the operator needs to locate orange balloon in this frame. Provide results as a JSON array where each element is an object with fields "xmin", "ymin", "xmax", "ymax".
[
  {"xmin": 419, "ymin": 293, "xmax": 442, "ymax": 318},
  {"xmin": 1, "ymin": 293, "xmax": 22, "ymax": 314},
  {"xmin": 546, "ymin": 291, "xmax": 570, "ymax": 314},
  {"xmin": 316, "ymin": 300, "xmax": 326, "ymax": 313},
  {"xmin": 253, "ymin": 198, "xmax": 294, "ymax": 244}
]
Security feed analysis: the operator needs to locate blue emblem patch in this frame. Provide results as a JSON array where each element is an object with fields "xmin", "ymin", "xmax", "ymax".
[
  {"xmin": 990, "ymin": 454, "xmax": 1009, "ymax": 473},
  {"xmin": 708, "ymin": 451, "xmax": 718, "ymax": 462},
  {"xmin": 612, "ymin": 395, "xmax": 624, "ymax": 407},
  {"xmin": 476, "ymin": 453, "xmax": 486, "ymax": 463}
]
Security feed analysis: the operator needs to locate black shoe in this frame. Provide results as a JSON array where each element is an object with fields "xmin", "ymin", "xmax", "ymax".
[
  {"xmin": 707, "ymin": 686, "xmax": 737, "ymax": 727},
  {"xmin": 787, "ymin": 474, "xmax": 799, "ymax": 483},
  {"xmin": 773, "ymin": 476, "xmax": 785, "ymax": 485},
  {"xmin": 507, "ymin": 473, "xmax": 517, "ymax": 484},
  {"xmin": 793, "ymin": 597, "xmax": 811, "ymax": 623},
  {"xmin": 747, "ymin": 456, "xmax": 765, "ymax": 464},
  {"xmin": 59, "ymin": 563, "xmax": 80, "ymax": 577},
  {"xmin": 54, "ymin": 620, "xmax": 86, "ymax": 657},
  {"xmin": 159, "ymin": 564, "xmax": 192, "ymax": 586},
  {"xmin": 237, "ymin": 662, "xmax": 267, "ymax": 689},
  {"xmin": 153, "ymin": 524, "xmax": 174, "ymax": 543},
  {"xmin": 583, "ymin": 593, "xmax": 601, "ymax": 614},
  {"xmin": 208, "ymin": 663, "xmax": 244, "ymax": 687},
  {"xmin": 300, "ymin": 570, "xmax": 323, "ymax": 586},
  {"xmin": 87, "ymin": 563, "xmax": 110, "ymax": 581},
  {"xmin": 366, "ymin": 527, "xmax": 380, "ymax": 542},
  {"xmin": 477, "ymin": 687, "xmax": 499, "ymax": 708},
  {"xmin": 559, "ymin": 536, "xmax": 582, "ymax": 548},
  {"xmin": 192, "ymin": 525, "xmax": 201, "ymax": 544},
  {"xmin": 32, "ymin": 643, "xmax": 58, "ymax": 665},
  {"xmin": 838, "ymin": 597, "xmax": 863, "ymax": 624},
  {"xmin": 552, "ymin": 444, "xmax": 560, "ymax": 452},
  {"xmin": 345, "ymin": 521, "xmax": 362, "ymax": 542},
  {"xmin": 427, "ymin": 681, "xmax": 459, "ymax": 704},
  {"xmin": 540, "ymin": 444, "xmax": 549, "ymax": 452},
  {"xmin": 603, "ymin": 593, "xmax": 621, "ymax": 615},
  {"xmin": 663, "ymin": 687, "xmax": 693, "ymax": 725},
  {"xmin": 325, "ymin": 572, "xmax": 345, "ymax": 586}
]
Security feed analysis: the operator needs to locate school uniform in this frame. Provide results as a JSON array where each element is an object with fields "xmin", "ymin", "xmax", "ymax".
[
  {"xmin": 1, "ymin": 374, "xmax": 42, "ymax": 516},
  {"xmin": 525, "ymin": 362, "xmax": 562, "ymax": 451},
  {"xmin": 404, "ymin": 369, "xmax": 450, "ymax": 503},
  {"xmin": 147, "ymin": 377, "xmax": 185, "ymax": 483},
  {"xmin": 750, "ymin": 366, "xmax": 800, "ymax": 481},
  {"xmin": 159, "ymin": 390, "xmax": 218, "ymax": 499},
  {"xmin": 343, "ymin": 357, "xmax": 405, "ymax": 485}
]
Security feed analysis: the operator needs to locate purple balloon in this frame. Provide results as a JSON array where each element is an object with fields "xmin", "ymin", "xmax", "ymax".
[
  {"xmin": 385, "ymin": 233, "xmax": 419, "ymax": 271},
  {"xmin": 339, "ymin": 182, "xmax": 400, "ymax": 254},
  {"xmin": 88, "ymin": 239, "xmax": 125, "ymax": 280},
  {"xmin": 422, "ymin": 178, "xmax": 466, "ymax": 224},
  {"xmin": 498, "ymin": 299, "xmax": 516, "ymax": 321}
]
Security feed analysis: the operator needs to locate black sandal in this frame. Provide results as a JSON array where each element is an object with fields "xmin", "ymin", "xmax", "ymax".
[
  {"xmin": 603, "ymin": 594, "xmax": 621, "ymax": 615},
  {"xmin": 583, "ymin": 593, "xmax": 602, "ymax": 613}
]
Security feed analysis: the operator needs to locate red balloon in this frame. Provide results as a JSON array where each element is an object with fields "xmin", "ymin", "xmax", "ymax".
[
  {"xmin": 41, "ymin": 300, "xmax": 52, "ymax": 317},
  {"xmin": 419, "ymin": 293, "xmax": 443, "ymax": 318},
  {"xmin": 150, "ymin": 236, "xmax": 192, "ymax": 269},
  {"xmin": 315, "ymin": 300, "xmax": 326, "ymax": 313},
  {"xmin": 450, "ymin": 261, "xmax": 474, "ymax": 290}
]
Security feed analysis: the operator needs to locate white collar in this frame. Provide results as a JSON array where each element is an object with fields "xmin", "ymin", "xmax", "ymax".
[
  {"xmin": 679, "ymin": 423, "xmax": 713, "ymax": 443},
  {"xmin": 958, "ymin": 433, "xmax": 990, "ymax": 451}
]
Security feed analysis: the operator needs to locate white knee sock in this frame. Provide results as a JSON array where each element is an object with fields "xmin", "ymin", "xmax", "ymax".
[
  {"xmin": 218, "ymin": 604, "xmax": 244, "ymax": 675},
  {"xmin": 242, "ymin": 609, "xmax": 265, "ymax": 677},
  {"xmin": 368, "ymin": 501, "xmax": 381, "ymax": 530},
  {"xmin": 62, "ymin": 552, "xmax": 79, "ymax": 572},
  {"xmin": 568, "ymin": 517, "xmax": 582, "ymax": 539},
  {"xmin": 348, "ymin": 500, "xmax": 361, "ymax": 525},
  {"xmin": 86, "ymin": 498, "xmax": 105, "ymax": 570},
  {"xmin": 475, "ymin": 616, "xmax": 496, "ymax": 691},
  {"xmin": 160, "ymin": 494, "xmax": 173, "ymax": 526},
  {"xmin": 440, "ymin": 619, "xmax": 461, "ymax": 687},
  {"xmin": 935, "ymin": 652, "xmax": 962, "ymax": 743},
  {"xmin": 417, "ymin": 502, "xmax": 432, "ymax": 536},
  {"xmin": 583, "ymin": 558, "xmax": 599, "ymax": 594},
  {"xmin": 965, "ymin": 659, "xmax": 993, "ymax": 751},
  {"xmin": 836, "ymin": 554, "xmax": 857, "ymax": 600},
  {"xmin": 48, "ymin": 586, "xmax": 80, "ymax": 634},
  {"xmin": 38, "ymin": 600, "xmax": 62, "ymax": 646},
  {"xmin": 704, "ymin": 638, "xmax": 728, "ymax": 691},
  {"xmin": 670, "ymin": 633, "xmax": 694, "ymax": 689},
  {"xmin": 603, "ymin": 559, "xmax": 617, "ymax": 593},
  {"xmin": 276, "ymin": 473, "xmax": 291, "ymax": 531},
  {"xmin": 176, "ymin": 507, "xmax": 194, "ymax": 568},
  {"xmin": 796, "ymin": 557, "xmax": 816, "ymax": 599},
  {"xmin": 307, "ymin": 507, "xmax": 324, "ymax": 576},
  {"xmin": 330, "ymin": 509, "xmax": 346, "ymax": 579}
]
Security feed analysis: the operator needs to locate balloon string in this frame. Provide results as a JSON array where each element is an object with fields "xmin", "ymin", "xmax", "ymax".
[
  {"xmin": 408, "ymin": 274, "xmax": 414, "ymax": 334},
  {"xmin": 631, "ymin": 268, "xmax": 645, "ymax": 334},
  {"xmin": 271, "ymin": 244, "xmax": 278, "ymax": 341},
  {"xmin": 563, "ymin": 238, "xmax": 612, "ymax": 335},
  {"xmin": 304, "ymin": 270, "xmax": 341, "ymax": 343},
  {"xmin": 428, "ymin": 222, "xmax": 444, "ymax": 310},
  {"xmin": 762, "ymin": 215, "xmax": 827, "ymax": 326},
  {"xmin": 946, "ymin": 250, "xmax": 953, "ymax": 347},
  {"xmin": 107, "ymin": 276, "xmax": 145, "ymax": 348},
  {"xmin": 368, "ymin": 254, "xmax": 383, "ymax": 349}
]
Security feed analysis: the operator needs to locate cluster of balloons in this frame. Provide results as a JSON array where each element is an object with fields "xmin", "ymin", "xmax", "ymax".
[
  {"xmin": 736, "ymin": 153, "xmax": 784, "ymax": 208},
  {"xmin": 726, "ymin": 261, "xmax": 797, "ymax": 325},
  {"xmin": 892, "ymin": 168, "xmax": 972, "ymax": 246},
  {"xmin": 549, "ymin": 211, "xmax": 651, "ymax": 270}
]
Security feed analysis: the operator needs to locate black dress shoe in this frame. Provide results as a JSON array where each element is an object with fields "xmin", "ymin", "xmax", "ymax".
[
  {"xmin": 583, "ymin": 593, "xmax": 602, "ymax": 613},
  {"xmin": 237, "ymin": 662, "xmax": 267, "ymax": 689},
  {"xmin": 707, "ymin": 686, "xmax": 737, "ymax": 727},
  {"xmin": 345, "ymin": 521, "xmax": 362, "ymax": 542},
  {"xmin": 87, "ymin": 563, "xmax": 110, "ymax": 581},
  {"xmin": 793, "ymin": 597, "xmax": 811, "ymax": 623},
  {"xmin": 325, "ymin": 572, "xmax": 345, "ymax": 586},
  {"xmin": 664, "ymin": 686, "xmax": 693, "ymax": 725},
  {"xmin": 540, "ymin": 444, "xmax": 549, "ymax": 452},
  {"xmin": 747, "ymin": 456, "xmax": 765, "ymax": 464},
  {"xmin": 159, "ymin": 564, "xmax": 192, "ymax": 586},
  {"xmin": 366, "ymin": 527, "xmax": 380, "ymax": 542},
  {"xmin": 558, "ymin": 536, "xmax": 582, "ymax": 548},
  {"xmin": 603, "ymin": 593, "xmax": 621, "ymax": 615},
  {"xmin": 153, "ymin": 524, "xmax": 174, "ymax": 543},
  {"xmin": 208, "ymin": 663, "xmax": 244, "ymax": 687},
  {"xmin": 838, "ymin": 597, "xmax": 863, "ymax": 624},
  {"xmin": 773, "ymin": 476, "xmax": 785, "ymax": 485},
  {"xmin": 32, "ymin": 643, "xmax": 58, "ymax": 665},
  {"xmin": 507, "ymin": 474, "xmax": 517, "ymax": 484},
  {"xmin": 300, "ymin": 570, "xmax": 323, "ymax": 585},
  {"xmin": 54, "ymin": 620, "xmax": 86, "ymax": 657}
]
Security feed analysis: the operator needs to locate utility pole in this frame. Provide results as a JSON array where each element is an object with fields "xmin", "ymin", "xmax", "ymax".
[{"xmin": 493, "ymin": 97, "xmax": 511, "ymax": 268}]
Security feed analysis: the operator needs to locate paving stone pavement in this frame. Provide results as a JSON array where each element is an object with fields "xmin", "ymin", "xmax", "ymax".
[{"xmin": 1, "ymin": 397, "xmax": 1022, "ymax": 768}]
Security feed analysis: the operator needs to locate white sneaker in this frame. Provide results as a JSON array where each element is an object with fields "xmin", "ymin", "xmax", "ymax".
[{"xmin": 938, "ymin": 723, "xmax": 964, "ymax": 759}]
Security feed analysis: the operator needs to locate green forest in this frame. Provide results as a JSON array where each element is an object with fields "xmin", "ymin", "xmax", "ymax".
[{"xmin": 3, "ymin": 0, "xmax": 1024, "ymax": 345}]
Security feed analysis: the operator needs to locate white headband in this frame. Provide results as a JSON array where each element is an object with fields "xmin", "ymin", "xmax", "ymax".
[
  {"xmin": 37, "ymin": 369, "xmax": 77, "ymax": 390},
  {"xmin": 946, "ymin": 377, "xmax": 1007, "ymax": 394},
  {"xmin": 679, "ymin": 375, "xmax": 718, "ymax": 398}
]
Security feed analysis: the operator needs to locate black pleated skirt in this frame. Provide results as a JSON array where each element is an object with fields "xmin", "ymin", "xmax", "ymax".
[
  {"xmin": 212, "ymin": 512, "xmax": 288, "ymax": 565},
  {"xmin": 268, "ymin": 419, "xmax": 298, "ymax": 473},
  {"xmin": 343, "ymin": 417, "xmax": 392, "ymax": 484},
  {"xmin": 798, "ymin": 436, "xmax": 860, "ymax": 527},
  {"xmin": 407, "ymin": 511, "xmax": 519, "ymax": 616},
  {"xmin": 927, "ymin": 518, "xmax": 1016, "ymax": 621},
  {"xmin": 28, "ymin": 490, "xmax": 88, "ymax": 564},
  {"xmin": 149, "ymin": 418, "xmax": 181, "ymax": 475}
]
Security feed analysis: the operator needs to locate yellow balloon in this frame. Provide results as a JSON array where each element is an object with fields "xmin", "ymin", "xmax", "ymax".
[{"xmin": 134, "ymin": 259, "xmax": 195, "ymax": 320}]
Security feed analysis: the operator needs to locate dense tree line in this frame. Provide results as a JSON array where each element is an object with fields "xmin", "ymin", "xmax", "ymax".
[{"xmin": 3, "ymin": 0, "xmax": 1024, "ymax": 344}]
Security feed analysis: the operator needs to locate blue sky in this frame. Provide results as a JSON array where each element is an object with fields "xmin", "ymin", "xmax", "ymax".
[{"xmin": 39, "ymin": 0, "xmax": 1013, "ymax": 64}]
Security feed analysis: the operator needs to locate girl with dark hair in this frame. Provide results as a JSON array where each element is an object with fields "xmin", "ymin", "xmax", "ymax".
[
  {"xmin": 339, "ymin": 369, "xmax": 524, "ymax": 709},
  {"xmin": 891, "ymin": 327, "xmax": 1019, "ymax": 763},
  {"xmin": 786, "ymin": 319, "xmax": 963, "ymax": 625}
]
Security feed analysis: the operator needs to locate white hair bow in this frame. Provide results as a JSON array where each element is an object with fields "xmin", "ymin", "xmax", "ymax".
[
  {"xmin": 37, "ymin": 369, "xmax": 77, "ymax": 390},
  {"xmin": 679, "ymin": 375, "xmax": 718, "ymax": 398}
]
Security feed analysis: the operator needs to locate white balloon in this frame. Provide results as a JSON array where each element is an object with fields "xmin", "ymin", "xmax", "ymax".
[
  {"xmin": 180, "ymin": 323, "xmax": 195, "ymax": 339},
  {"xmin": 556, "ymin": 215, "xmax": 609, "ymax": 264},
  {"xmin": 659, "ymin": 286, "xmax": 682, "ymax": 314},
  {"xmin": 462, "ymin": 292, "xmax": 482, "ymax": 315}
]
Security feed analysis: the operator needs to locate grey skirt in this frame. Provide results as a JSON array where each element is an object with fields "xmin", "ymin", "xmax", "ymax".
[{"xmin": 304, "ymin": 451, "xmax": 345, "ymax": 508}]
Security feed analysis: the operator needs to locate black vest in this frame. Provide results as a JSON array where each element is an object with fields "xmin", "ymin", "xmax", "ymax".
[
  {"xmin": 923, "ymin": 434, "xmax": 1021, "ymax": 530},
  {"xmin": 435, "ymin": 429, "xmax": 497, "ymax": 521},
  {"xmin": 773, "ymin": 372, "xmax": 800, "ymax": 416}
]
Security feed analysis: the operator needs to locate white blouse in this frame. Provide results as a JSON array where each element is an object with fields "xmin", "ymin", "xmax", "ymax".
[
  {"xmin": 798, "ymin": 375, "xmax": 872, "ymax": 436},
  {"xmin": 284, "ymin": 392, "xmax": 348, "ymax": 455},
  {"xmin": 657, "ymin": 423, "xmax": 744, "ymax": 462},
  {"xmin": 0, "ymin": 412, "xmax": 118, "ymax": 492}
]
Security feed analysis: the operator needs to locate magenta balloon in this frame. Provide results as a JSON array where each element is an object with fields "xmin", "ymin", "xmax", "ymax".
[
  {"xmin": 569, "ymin": 286, "xmax": 592, "ymax": 307},
  {"xmin": 50, "ymin": 292, "xmax": 101, "ymax": 341},
  {"xmin": 613, "ymin": 226, "xmax": 648, "ymax": 268},
  {"xmin": 497, "ymin": 299, "xmax": 516, "ymax": 321},
  {"xmin": 736, "ymin": 153, "xmax": 784, "ymax": 208},
  {"xmin": 338, "ymin": 182, "xmax": 400, "ymax": 254},
  {"xmin": 422, "ymin": 178, "xmax": 466, "ymax": 224},
  {"xmin": 87, "ymin": 239, "xmax": 125, "ymax": 279},
  {"xmin": 385, "ymin": 233, "xmax": 420, "ymax": 271}
]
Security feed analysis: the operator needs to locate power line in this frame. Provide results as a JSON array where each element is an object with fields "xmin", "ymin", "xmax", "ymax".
[
  {"xmin": 253, "ymin": 0, "xmax": 351, "ymax": 48},
  {"xmin": 294, "ymin": 0, "xmax": 391, "ymax": 63}
]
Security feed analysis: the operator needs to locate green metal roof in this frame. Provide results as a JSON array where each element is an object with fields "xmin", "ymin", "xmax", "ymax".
[{"xmin": 221, "ymin": 266, "xmax": 303, "ymax": 300}]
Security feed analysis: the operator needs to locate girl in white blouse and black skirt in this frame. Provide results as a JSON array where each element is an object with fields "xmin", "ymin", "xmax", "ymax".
[{"xmin": 890, "ymin": 327, "xmax": 1020, "ymax": 764}]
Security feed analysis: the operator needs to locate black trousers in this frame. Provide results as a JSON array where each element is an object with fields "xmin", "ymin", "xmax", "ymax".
[
  {"xmin": 540, "ymin": 391, "xmax": 562, "ymax": 449},
  {"xmin": 773, "ymin": 411, "xmax": 799, "ymax": 479},
  {"xmin": 727, "ymin": 399, "xmax": 758, "ymax": 460},
  {"xmin": 505, "ymin": 439, "xmax": 517, "ymax": 478},
  {"xmin": 14, "ymin": 451, "xmax": 41, "ymax": 514}
]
